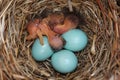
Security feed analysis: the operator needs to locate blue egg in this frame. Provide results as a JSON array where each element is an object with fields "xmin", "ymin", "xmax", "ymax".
[
  {"xmin": 62, "ymin": 29, "xmax": 88, "ymax": 52},
  {"xmin": 32, "ymin": 36, "xmax": 53, "ymax": 61},
  {"xmin": 51, "ymin": 50, "xmax": 78, "ymax": 73}
]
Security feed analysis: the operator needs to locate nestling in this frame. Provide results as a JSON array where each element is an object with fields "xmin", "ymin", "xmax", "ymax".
[
  {"xmin": 53, "ymin": 14, "xmax": 79, "ymax": 34},
  {"xmin": 26, "ymin": 19, "xmax": 41, "ymax": 40},
  {"xmin": 44, "ymin": 12, "xmax": 64, "ymax": 30},
  {"xmin": 38, "ymin": 22, "xmax": 64, "ymax": 50}
]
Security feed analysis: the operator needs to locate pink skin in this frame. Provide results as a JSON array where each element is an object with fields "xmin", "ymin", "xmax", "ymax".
[
  {"xmin": 53, "ymin": 14, "xmax": 79, "ymax": 34},
  {"xmin": 47, "ymin": 13, "xmax": 64, "ymax": 30},
  {"xmin": 38, "ymin": 23, "xmax": 64, "ymax": 50},
  {"xmin": 26, "ymin": 19, "xmax": 41, "ymax": 40},
  {"xmin": 26, "ymin": 18, "xmax": 64, "ymax": 50}
]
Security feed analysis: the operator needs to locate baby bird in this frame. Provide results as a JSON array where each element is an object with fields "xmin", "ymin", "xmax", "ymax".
[
  {"xmin": 26, "ymin": 19, "xmax": 41, "ymax": 40},
  {"xmin": 38, "ymin": 22, "xmax": 64, "ymax": 50},
  {"xmin": 53, "ymin": 14, "xmax": 79, "ymax": 34},
  {"xmin": 45, "ymin": 12, "xmax": 64, "ymax": 30},
  {"xmin": 26, "ymin": 18, "xmax": 64, "ymax": 50}
]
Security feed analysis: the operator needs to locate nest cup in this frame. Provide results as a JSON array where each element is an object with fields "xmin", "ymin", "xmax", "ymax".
[{"xmin": 0, "ymin": 0, "xmax": 120, "ymax": 80}]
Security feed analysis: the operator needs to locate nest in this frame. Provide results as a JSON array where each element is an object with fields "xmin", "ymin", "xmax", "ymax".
[{"xmin": 0, "ymin": 0, "xmax": 120, "ymax": 80}]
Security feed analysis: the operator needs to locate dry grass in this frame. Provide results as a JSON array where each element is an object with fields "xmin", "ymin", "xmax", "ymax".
[{"xmin": 0, "ymin": 0, "xmax": 120, "ymax": 80}]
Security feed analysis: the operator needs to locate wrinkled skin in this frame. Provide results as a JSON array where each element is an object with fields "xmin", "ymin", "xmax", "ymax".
[
  {"xmin": 53, "ymin": 14, "xmax": 79, "ymax": 34},
  {"xmin": 26, "ymin": 19, "xmax": 41, "ymax": 40},
  {"xmin": 38, "ymin": 23, "xmax": 64, "ymax": 50},
  {"xmin": 26, "ymin": 18, "xmax": 64, "ymax": 50},
  {"xmin": 46, "ymin": 12, "xmax": 64, "ymax": 30}
]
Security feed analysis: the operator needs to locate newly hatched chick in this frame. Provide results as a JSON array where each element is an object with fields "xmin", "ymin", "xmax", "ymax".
[
  {"xmin": 38, "ymin": 22, "xmax": 64, "ymax": 50},
  {"xmin": 46, "ymin": 12, "xmax": 64, "ymax": 30},
  {"xmin": 26, "ymin": 19, "xmax": 41, "ymax": 40},
  {"xmin": 53, "ymin": 14, "xmax": 79, "ymax": 34},
  {"xmin": 26, "ymin": 12, "xmax": 66, "ymax": 50}
]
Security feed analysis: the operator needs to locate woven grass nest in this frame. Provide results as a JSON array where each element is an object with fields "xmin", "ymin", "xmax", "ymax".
[{"xmin": 0, "ymin": 0, "xmax": 120, "ymax": 80}]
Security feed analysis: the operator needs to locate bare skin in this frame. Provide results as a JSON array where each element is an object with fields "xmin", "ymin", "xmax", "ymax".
[
  {"xmin": 26, "ymin": 18, "xmax": 64, "ymax": 50},
  {"xmin": 53, "ymin": 14, "xmax": 79, "ymax": 34}
]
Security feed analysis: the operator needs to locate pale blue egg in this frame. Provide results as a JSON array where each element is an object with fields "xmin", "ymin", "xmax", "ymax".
[
  {"xmin": 51, "ymin": 50, "xmax": 78, "ymax": 73},
  {"xmin": 32, "ymin": 36, "xmax": 53, "ymax": 61},
  {"xmin": 62, "ymin": 29, "xmax": 88, "ymax": 52}
]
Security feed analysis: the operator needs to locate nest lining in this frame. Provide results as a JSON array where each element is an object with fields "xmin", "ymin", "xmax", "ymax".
[{"xmin": 0, "ymin": 0, "xmax": 120, "ymax": 80}]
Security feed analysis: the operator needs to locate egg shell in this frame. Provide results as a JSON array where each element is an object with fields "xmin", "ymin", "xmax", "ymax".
[
  {"xmin": 62, "ymin": 29, "xmax": 88, "ymax": 52},
  {"xmin": 51, "ymin": 50, "xmax": 78, "ymax": 73},
  {"xmin": 32, "ymin": 36, "xmax": 53, "ymax": 61}
]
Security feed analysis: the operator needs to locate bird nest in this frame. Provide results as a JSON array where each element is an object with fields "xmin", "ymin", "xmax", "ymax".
[{"xmin": 0, "ymin": 0, "xmax": 120, "ymax": 80}]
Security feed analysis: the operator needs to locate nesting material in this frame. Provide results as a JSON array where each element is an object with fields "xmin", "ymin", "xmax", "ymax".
[{"xmin": 0, "ymin": 0, "xmax": 120, "ymax": 80}]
